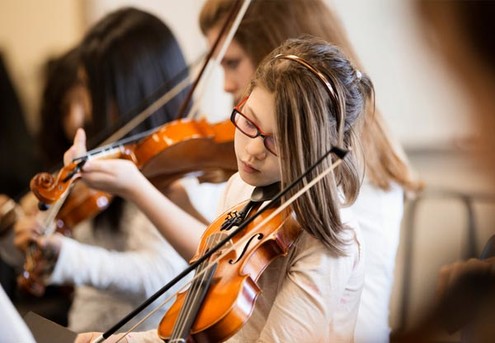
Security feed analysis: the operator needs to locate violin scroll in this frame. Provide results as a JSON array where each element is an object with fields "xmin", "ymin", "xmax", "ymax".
[{"xmin": 30, "ymin": 161, "xmax": 82, "ymax": 206}]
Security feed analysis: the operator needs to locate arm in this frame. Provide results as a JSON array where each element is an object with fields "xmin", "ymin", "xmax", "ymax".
[
  {"xmin": 66, "ymin": 129, "xmax": 206, "ymax": 260},
  {"xmin": 437, "ymin": 257, "xmax": 495, "ymax": 299},
  {"xmin": 48, "ymin": 206, "xmax": 190, "ymax": 297},
  {"xmin": 81, "ymin": 160, "xmax": 205, "ymax": 260}
]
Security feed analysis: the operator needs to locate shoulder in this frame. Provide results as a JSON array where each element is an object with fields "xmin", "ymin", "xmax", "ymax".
[{"xmin": 293, "ymin": 208, "xmax": 363, "ymax": 267}]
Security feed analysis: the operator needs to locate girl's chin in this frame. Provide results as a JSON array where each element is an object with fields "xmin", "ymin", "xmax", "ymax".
[
  {"xmin": 239, "ymin": 171, "xmax": 259, "ymax": 186},
  {"xmin": 239, "ymin": 171, "xmax": 277, "ymax": 188}
]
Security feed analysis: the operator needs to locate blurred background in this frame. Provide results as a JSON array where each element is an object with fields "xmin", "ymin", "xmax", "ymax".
[{"xmin": 0, "ymin": 0, "xmax": 493, "ymax": 338}]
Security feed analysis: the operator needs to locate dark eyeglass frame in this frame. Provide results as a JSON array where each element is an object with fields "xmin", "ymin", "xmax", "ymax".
[{"xmin": 230, "ymin": 96, "xmax": 278, "ymax": 156}]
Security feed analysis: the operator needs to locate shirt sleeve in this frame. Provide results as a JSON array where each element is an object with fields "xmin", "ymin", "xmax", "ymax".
[{"xmin": 48, "ymin": 209, "xmax": 189, "ymax": 298}]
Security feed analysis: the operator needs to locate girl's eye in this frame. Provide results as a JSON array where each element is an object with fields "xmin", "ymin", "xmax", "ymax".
[
  {"xmin": 243, "ymin": 118, "xmax": 256, "ymax": 129},
  {"xmin": 237, "ymin": 114, "xmax": 257, "ymax": 134},
  {"xmin": 223, "ymin": 58, "xmax": 240, "ymax": 71}
]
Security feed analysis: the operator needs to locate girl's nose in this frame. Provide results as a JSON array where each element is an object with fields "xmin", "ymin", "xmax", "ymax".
[
  {"xmin": 245, "ymin": 136, "xmax": 267, "ymax": 160},
  {"xmin": 223, "ymin": 72, "xmax": 237, "ymax": 95}
]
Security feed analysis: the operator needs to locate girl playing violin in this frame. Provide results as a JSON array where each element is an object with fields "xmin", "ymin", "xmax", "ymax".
[
  {"xmin": 13, "ymin": 7, "xmax": 201, "ymax": 333},
  {"xmin": 74, "ymin": 35, "xmax": 373, "ymax": 342},
  {"xmin": 199, "ymin": 1, "xmax": 423, "ymax": 341}
]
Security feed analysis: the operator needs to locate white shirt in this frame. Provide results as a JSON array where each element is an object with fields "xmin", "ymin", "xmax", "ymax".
[{"xmin": 352, "ymin": 180, "xmax": 404, "ymax": 343}]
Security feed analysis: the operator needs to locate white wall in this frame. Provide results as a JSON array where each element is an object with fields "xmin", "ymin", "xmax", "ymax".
[
  {"xmin": 0, "ymin": 0, "xmax": 85, "ymax": 133},
  {"xmin": 330, "ymin": 0, "xmax": 473, "ymax": 151}
]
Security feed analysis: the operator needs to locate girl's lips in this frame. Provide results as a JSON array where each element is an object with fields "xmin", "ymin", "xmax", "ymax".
[{"xmin": 240, "ymin": 160, "xmax": 259, "ymax": 174}]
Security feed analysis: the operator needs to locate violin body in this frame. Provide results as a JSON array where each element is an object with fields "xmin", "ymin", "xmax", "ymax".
[
  {"xmin": 136, "ymin": 118, "xmax": 237, "ymax": 184},
  {"xmin": 158, "ymin": 201, "xmax": 301, "ymax": 342},
  {"xmin": 54, "ymin": 183, "xmax": 112, "ymax": 233}
]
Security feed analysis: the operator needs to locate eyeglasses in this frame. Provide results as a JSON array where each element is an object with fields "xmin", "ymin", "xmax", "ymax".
[{"xmin": 230, "ymin": 97, "xmax": 278, "ymax": 156}]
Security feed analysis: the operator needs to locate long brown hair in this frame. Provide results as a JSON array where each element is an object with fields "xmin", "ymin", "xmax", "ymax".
[
  {"xmin": 252, "ymin": 36, "xmax": 374, "ymax": 255},
  {"xmin": 200, "ymin": 0, "xmax": 422, "ymax": 193}
]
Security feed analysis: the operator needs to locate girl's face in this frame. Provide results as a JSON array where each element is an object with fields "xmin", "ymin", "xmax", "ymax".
[
  {"xmin": 233, "ymin": 86, "xmax": 281, "ymax": 187},
  {"xmin": 206, "ymin": 27, "xmax": 256, "ymax": 104}
]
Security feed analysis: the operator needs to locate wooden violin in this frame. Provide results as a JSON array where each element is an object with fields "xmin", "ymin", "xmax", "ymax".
[
  {"xmin": 158, "ymin": 197, "xmax": 301, "ymax": 342},
  {"xmin": 29, "ymin": 117, "xmax": 236, "ymax": 207}
]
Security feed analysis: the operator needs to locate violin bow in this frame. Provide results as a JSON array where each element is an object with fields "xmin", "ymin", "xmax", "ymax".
[
  {"xmin": 176, "ymin": 0, "xmax": 253, "ymax": 121},
  {"xmin": 94, "ymin": 0, "xmax": 252, "ymax": 148},
  {"xmin": 175, "ymin": 0, "xmax": 242, "ymax": 120}
]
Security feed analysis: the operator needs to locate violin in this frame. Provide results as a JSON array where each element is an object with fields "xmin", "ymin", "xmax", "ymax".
[
  {"xmin": 158, "ymin": 196, "xmax": 301, "ymax": 342},
  {"xmin": 29, "ymin": 117, "xmax": 236, "ymax": 206}
]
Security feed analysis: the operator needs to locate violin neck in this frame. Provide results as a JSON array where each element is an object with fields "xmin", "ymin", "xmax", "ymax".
[
  {"xmin": 87, "ymin": 144, "xmax": 128, "ymax": 160},
  {"xmin": 169, "ymin": 263, "xmax": 218, "ymax": 342}
]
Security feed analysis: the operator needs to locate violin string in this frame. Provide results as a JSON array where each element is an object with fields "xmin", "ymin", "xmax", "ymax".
[
  {"xmin": 171, "ymin": 234, "xmax": 220, "ymax": 340},
  {"xmin": 111, "ymin": 156, "xmax": 346, "ymax": 343},
  {"xmin": 172, "ymin": 261, "xmax": 202, "ymax": 339}
]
